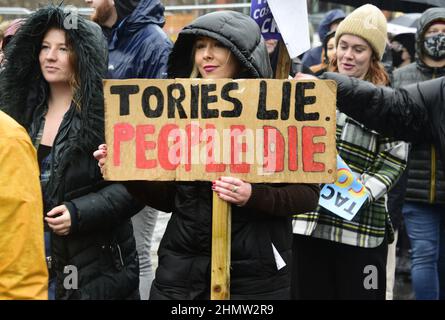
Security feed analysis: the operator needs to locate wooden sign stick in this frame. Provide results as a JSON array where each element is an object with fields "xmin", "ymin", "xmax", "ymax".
[
  {"xmin": 275, "ymin": 39, "xmax": 291, "ymax": 80},
  {"xmin": 210, "ymin": 194, "xmax": 231, "ymax": 300},
  {"xmin": 210, "ymin": 40, "xmax": 289, "ymax": 300}
]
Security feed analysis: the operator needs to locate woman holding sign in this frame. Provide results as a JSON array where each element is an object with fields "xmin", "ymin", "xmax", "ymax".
[
  {"xmin": 96, "ymin": 10, "xmax": 319, "ymax": 300},
  {"xmin": 292, "ymin": 4, "xmax": 409, "ymax": 300},
  {"xmin": 0, "ymin": 6, "xmax": 142, "ymax": 299}
]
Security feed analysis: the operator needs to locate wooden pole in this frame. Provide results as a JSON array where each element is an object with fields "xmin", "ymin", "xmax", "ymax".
[
  {"xmin": 209, "ymin": 39, "xmax": 289, "ymax": 301},
  {"xmin": 210, "ymin": 193, "xmax": 231, "ymax": 300},
  {"xmin": 274, "ymin": 39, "xmax": 291, "ymax": 80}
]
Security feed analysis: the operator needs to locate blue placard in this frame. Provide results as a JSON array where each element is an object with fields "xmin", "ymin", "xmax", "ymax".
[
  {"xmin": 250, "ymin": 0, "xmax": 281, "ymax": 40},
  {"xmin": 319, "ymin": 155, "xmax": 369, "ymax": 221}
]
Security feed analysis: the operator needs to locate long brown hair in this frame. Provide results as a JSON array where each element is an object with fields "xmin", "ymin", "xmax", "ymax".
[
  {"xmin": 44, "ymin": 27, "xmax": 81, "ymax": 109},
  {"xmin": 64, "ymin": 30, "xmax": 80, "ymax": 95},
  {"xmin": 330, "ymin": 52, "xmax": 389, "ymax": 85}
]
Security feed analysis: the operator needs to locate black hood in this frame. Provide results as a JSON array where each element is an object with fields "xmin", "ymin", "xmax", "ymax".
[
  {"xmin": 114, "ymin": 0, "xmax": 141, "ymax": 22},
  {"xmin": 168, "ymin": 10, "xmax": 272, "ymax": 79},
  {"xmin": 0, "ymin": 5, "xmax": 108, "ymax": 154},
  {"xmin": 415, "ymin": 7, "xmax": 445, "ymax": 67}
]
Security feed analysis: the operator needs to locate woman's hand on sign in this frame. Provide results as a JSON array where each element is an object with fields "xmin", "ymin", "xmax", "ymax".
[
  {"xmin": 212, "ymin": 176, "xmax": 252, "ymax": 207},
  {"xmin": 294, "ymin": 72, "xmax": 318, "ymax": 81},
  {"xmin": 93, "ymin": 144, "xmax": 107, "ymax": 175},
  {"xmin": 45, "ymin": 205, "xmax": 72, "ymax": 236}
]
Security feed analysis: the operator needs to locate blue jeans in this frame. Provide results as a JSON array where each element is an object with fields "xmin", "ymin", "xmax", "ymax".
[{"xmin": 403, "ymin": 202, "xmax": 445, "ymax": 300}]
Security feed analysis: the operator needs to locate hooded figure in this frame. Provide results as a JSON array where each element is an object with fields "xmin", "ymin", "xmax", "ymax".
[
  {"xmin": 302, "ymin": 9, "xmax": 345, "ymax": 68},
  {"xmin": 393, "ymin": 7, "xmax": 445, "ymax": 86},
  {"xmin": 124, "ymin": 10, "xmax": 319, "ymax": 300},
  {"xmin": 167, "ymin": 11, "xmax": 272, "ymax": 79},
  {"xmin": 385, "ymin": 7, "xmax": 445, "ymax": 300},
  {"xmin": 0, "ymin": 5, "xmax": 142, "ymax": 300},
  {"xmin": 390, "ymin": 8, "xmax": 445, "ymax": 212},
  {"xmin": 114, "ymin": 0, "xmax": 140, "ymax": 22},
  {"xmin": 97, "ymin": 0, "xmax": 172, "ymax": 300},
  {"xmin": 107, "ymin": 0, "xmax": 172, "ymax": 79}
]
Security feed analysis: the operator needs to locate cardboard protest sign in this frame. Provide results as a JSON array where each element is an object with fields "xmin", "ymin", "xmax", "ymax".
[
  {"xmin": 319, "ymin": 155, "xmax": 369, "ymax": 221},
  {"xmin": 103, "ymin": 78, "xmax": 337, "ymax": 183},
  {"xmin": 250, "ymin": 0, "xmax": 281, "ymax": 40}
]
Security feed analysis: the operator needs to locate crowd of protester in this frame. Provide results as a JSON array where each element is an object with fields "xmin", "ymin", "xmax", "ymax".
[{"xmin": 1, "ymin": 0, "xmax": 444, "ymax": 301}]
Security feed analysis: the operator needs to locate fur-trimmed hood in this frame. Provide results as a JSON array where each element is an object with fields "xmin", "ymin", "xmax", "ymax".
[
  {"xmin": 168, "ymin": 10, "xmax": 272, "ymax": 79},
  {"xmin": 0, "ymin": 5, "xmax": 107, "ymax": 154}
]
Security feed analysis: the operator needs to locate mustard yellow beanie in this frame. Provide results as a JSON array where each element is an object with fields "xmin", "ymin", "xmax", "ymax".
[{"xmin": 335, "ymin": 4, "xmax": 387, "ymax": 60}]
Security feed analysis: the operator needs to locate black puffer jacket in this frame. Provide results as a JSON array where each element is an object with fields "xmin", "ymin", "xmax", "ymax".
[
  {"xmin": 391, "ymin": 8, "xmax": 445, "ymax": 204},
  {"xmin": 128, "ymin": 11, "xmax": 320, "ymax": 300},
  {"xmin": 0, "ymin": 6, "xmax": 142, "ymax": 299},
  {"xmin": 322, "ymin": 72, "xmax": 445, "ymax": 171}
]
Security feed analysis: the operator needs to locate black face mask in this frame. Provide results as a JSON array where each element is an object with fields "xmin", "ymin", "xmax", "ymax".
[
  {"xmin": 391, "ymin": 48, "xmax": 404, "ymax": 68},
  {"xmin": 423, "ymin": 33, "xmax": 445, "ymax": 61}
]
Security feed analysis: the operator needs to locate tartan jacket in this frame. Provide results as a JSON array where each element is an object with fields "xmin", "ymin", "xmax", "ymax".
[{"xmin": 293, "ymin": 111, "xmax": 409, "ymax": 248}]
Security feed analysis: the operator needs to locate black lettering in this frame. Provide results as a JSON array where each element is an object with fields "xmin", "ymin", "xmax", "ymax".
[
  {"xmin": 335, "ymin": 193, "xmax": 349, "ymax": 207},
  {"xmin": 257, "ymin": 80, "xmax": 278, "ymax": 120},
  {"xmin": 343, "ymin": 201, "xmax": 357, "ymax": 216},
  {"xmin": 321, "ymin": 185, "xmax": 335, "ymax": 200},
  {"xmin": 280, "ymin": 81, "xmax": 291, "ymax": 120},
  {"xmin": 201, "ymin": 84, "xmax": 218, "ymax": 118},
  {"xmin": 190, "ymin": 84, "xmax": 199, "ymax": 119},
  {"xmin": 295, "ymin": 82, "xmax": 319, "ymax": 121},
  {"xmin": 110, "ymin": 85, "xmax": 139, "ymax": 116},
  {"xmin": 167, "ymin": 83, "xmax": 187, "ymax": 118},
  {"xmin": 141, "ymin": 86, "xmax": 163, "ymax": 118},
  {"xmin": 221, "ymin": 82, "xmax": 242, "ymax": 117}
]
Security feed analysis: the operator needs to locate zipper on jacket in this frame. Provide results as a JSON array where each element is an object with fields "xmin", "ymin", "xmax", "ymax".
[
  {"xmin": 430, "ymin": 145, "xmax": 436, "ymax": 203},
  {"xmin": 429, "ymin": 71, "xmax": 437, "ymax": 204}
]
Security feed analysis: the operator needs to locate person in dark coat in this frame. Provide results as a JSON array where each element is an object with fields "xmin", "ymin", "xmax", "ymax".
[
  {"xmin": 292, "ymin": 4, "xmax": 408, "ymax": 300},
  {"xmin": 311, "ymin": 73, "xmax": 445, "ymax": 162},
  {"xmin": 0, "ymin": 5, "xmax": 142, "ymax": 300},
  {"xmin": 95, "ymin": 10, "xmax": 320, "ymax": 300},
  {"xmin": 86, "ymin": 0, "xmax": 172, "ymax": 79},
  {"xmin": 302, "ymin": 9, "xmax": 345, "ymax": 69},
  {"xmin": 85, "ymin": 0, "xmax": 173, "ymax": 300},
  {"xmin": 387, "ymin": 7, "xmax": 445, "ymax": 300}
]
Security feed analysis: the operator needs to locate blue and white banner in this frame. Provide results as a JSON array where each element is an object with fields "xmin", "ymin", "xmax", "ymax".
[{"xmin": 250, "ymin": 0, "xmax": 281, "ymax": 40}]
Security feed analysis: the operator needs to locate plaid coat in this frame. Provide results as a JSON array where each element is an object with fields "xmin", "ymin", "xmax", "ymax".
[{"xmin": 293, "ymin": 111, "xmax": 409, "ymax": 248}]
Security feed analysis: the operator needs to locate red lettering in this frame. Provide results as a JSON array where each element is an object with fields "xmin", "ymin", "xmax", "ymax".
[
  {"xmin": 230, "ymin": 125, "xmax": 250, "ymax": 174},
  {"xmin": 185, "ymin": 123, "xmax": 203, "ymax": 172},
  {"xmin": 288, "ymin": 126, "xmax": 298, "ymax": 171},
  {"xmin": 204, "ymin": 124, "xmax": 226, "ymax": 173},
  {"xmin": 158, "ymin": 124, "xmax": 180, "ymax": 170},
  {"xmin": 136, "ymin": 125, "xmax": 156, "ymax": 169},
  {"xmin": 263, "ymin": 126, "xmax": 284, "ymax": 172},
  {"xmin": 113, "ymin": 123, "xmax": 135, "ymax": 166},
  {"xmin": 302, "ymin": 126, "xmax": 326, "ymax": 172}
]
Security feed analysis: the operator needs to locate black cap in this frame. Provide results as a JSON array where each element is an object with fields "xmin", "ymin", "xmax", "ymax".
[{"xmin": 393, "ymin": 33, "xmax": 416, "ymax": 60}]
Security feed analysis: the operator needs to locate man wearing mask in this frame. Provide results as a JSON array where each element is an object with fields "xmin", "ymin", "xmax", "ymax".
[
  {"xmin": 85, "ymin": 0, "xmax": 172, "ymax": 299},
  {"xmin": 389, "ymin": 8, "xmax": 445, "ymax": 300}
]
